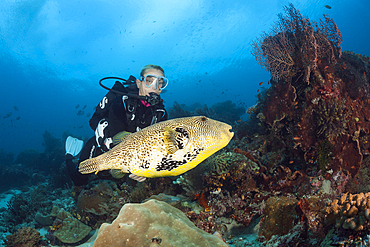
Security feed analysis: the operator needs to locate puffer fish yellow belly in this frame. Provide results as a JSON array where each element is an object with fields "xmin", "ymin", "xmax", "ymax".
[{"xmin": 78, "ymin": 116, "xmax": 234, "ymax": 179}]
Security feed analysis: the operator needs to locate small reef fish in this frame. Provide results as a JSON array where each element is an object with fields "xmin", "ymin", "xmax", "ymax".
[
  {"xmin": 324, "ymin": 5, "xmax": 331, "ymax": 9},
  {"xmin": 79, "ymin": 116, "xmax": 234, "ymax": 181},
  {"xmin": 77, "ymin": 110, "xmax": 84, "ymax": 116},
  {"xmin": 14, "ymin": 106, "xmax": 19, "ymax": 111},
  {"xmin": 3, "ymin": 112, "xmax": 12, "ymax": 119}
]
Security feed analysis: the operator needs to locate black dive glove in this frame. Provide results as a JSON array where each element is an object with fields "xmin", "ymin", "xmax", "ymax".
[
  {"xmin": 65, "ymin": 154, "xmax": 74, "ymax": 160},
  {"xmin": 95, "ymin": 119, "xmax": 113, "ymax": 152}
]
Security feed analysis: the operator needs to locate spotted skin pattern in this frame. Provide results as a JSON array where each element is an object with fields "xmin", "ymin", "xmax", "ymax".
[{"xmin": 79, "ymin": 116, "xmax": 234, "ymax": 178}]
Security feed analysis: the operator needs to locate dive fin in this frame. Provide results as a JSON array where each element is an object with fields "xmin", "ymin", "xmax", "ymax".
[
  {"xmin": 65, "ymin": 136, "xmax": 84, "ymax": 156},
  {"xmin": 163, "ymin": 127, "xmax": 179, "ymax": 154},
  {"xmin": 112, "ymin": 131, "xmax": 132, "ymax": 146},
  {"xmin": 110, "ymin": 169, "xmax": 126, "ymax": 179}
]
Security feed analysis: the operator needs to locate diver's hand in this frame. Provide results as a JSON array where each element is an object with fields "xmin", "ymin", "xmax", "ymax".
[{"xmin": 65, "ymin": 153, "xmax": 74, "ymax": 160}]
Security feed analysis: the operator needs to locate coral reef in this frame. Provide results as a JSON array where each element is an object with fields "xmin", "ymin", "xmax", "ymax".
[
  {"xmin": 169, "ymin": 100, "xmax": 245, "ymax": 125},
  {"xmin": 14, "ymin": 131, "xmax": 65, "ymax": 178},
  {"xmin": 356, "ymin": 156, "xmax": 370, "ymax": 193},
  {"xmin": 14, "ymin": 149, "xmax": 41, "ymax": 170},
  {"xmin": 4, "ymin": 227, "xmax": 42, "ymax": 247},
  {"xmin": 186, "ymin": 210, "xmax": 226, "ymax": 236},
  {"xmin": 1, "ymin": 4, "xmax": 370, "ymax": 247},
  {"xmin": 194, "ymin": 104, "xmax": 215, "ymax": 119},
  {"xmin": 76, "ymin": 181, "xmax": 132, "ymax": 229},
  {"xmin": 77, "ymin": 181, "xmax": 114, "ymax": 215},
  {"xmin": 4, "ymin": 184, "xmax": 52, "ymax": 230},
  {"xmin": 315, "ymin": 98, "xmax": 347, "ymax": 139},
  {"xmin": 263, "ymin": 222, "xmax": 320, "ymax": 247},
  {"xmin": 173, "ymin": 175, "xmax": 199, "ymax": 197},
  {"xmin": 0, "ymin": 148, "xmax": 14, "ymax": 166},
  {"xmin": 258, "ymin": 196, "xmax": 298, "ymax": 240},
  {"xmin": 34, "ymin": 212, "xmax": 53, "ymax": 226},
  {"xmin": 210, "ymin": 100, "xmax": 246, "ymax": 124},
  {"xmin": 10, "ymin": 130, "xmax": 70, "ymax": 190},
  {"xmin": 0, "ymin": 165, "xmax": 34, "ymax": 193},
  {"xmin": 161, "ymin": 6, "xmax": 370, "ymax": 245},
  {"xmin": 248, "ymin": 3, "xmax": 370, "ymax": 199},
  {"xmin": 40, "ymin": 131, "xmax": 65, "ymax": 175},
  {"xmin": 143, "ymin": 193, "xmax": 182, "ymax": 207},
  {"xmin": 0, "ymin": 131, "xmax": 72, "ymax": 193},
  {"xmin": 42, "ymin": 130, "xmax": 62, "ymax": 156},
  {"xmin": 130, "ymin": 177, "xmax": 175, "ymax": 203},
  {"xmin": 257, "ymin": 195, "xmax": 327, "ymax": 244},
  {"xmin": 323, "ymin": 192, "xmax": 370, "ymax": 231},
  {"xmin": 168, "ymin": 101, "xmax": 192, "ymax": 118},
  {"xmin": 93, "ymin": 199, "xmax": 228, "ymax": 247},
  {"xmin": 194, "ymin": 149, "xmax": 268, "ymax": 227},
  {"xmin": 252, "ymin": 3, "xmax": 342, "ymax": 83},
  {"xmin": 315, "ymin": 139, "xmax": 333, "ymax": 171},
  {"xmin": 53, "ymin": 215, "xmax": 91, "ymax": 244},
  {"xmin": 0, "ymin": 184, "xmax": 76, "ymax": 247},
  {"xmin": 204, "ymin": 151, "xmax": 251, "ymax": 175}
]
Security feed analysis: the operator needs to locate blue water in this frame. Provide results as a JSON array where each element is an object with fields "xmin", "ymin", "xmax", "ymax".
[{"xmin": 0, "ymin": 0, "xmax": 369, "ymax": 155}]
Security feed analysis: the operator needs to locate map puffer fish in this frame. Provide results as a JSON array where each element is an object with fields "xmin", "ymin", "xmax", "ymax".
[{"xmin": 78, "ymin": 116, "xmax": 234, "ymax": 180}]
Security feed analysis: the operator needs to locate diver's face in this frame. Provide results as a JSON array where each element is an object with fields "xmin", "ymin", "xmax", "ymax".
[{"xmin": 136, "ymin": 68, "xmax": 164, "ymax": 96}]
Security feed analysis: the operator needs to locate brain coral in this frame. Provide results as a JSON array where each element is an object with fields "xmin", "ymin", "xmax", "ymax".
[
  {"xmin": 322, "ymin": 192, "xmax": 370, "ymax": 231},
  {"xmin": 92, "ymin": 199, "xmax": 228, "ymax": 247}
]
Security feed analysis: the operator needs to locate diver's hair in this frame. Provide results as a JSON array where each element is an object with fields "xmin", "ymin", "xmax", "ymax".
[{"xmin": 140, "ymin": 64, "xmax": 165, "ymax": 76}]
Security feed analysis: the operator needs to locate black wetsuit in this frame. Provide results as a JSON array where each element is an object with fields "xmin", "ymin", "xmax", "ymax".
[{"xmin": 67, "ymin": 76, "xmax": 168, "ymax": 186}]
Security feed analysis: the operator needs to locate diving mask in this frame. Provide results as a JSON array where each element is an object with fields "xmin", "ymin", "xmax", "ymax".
[{"xmin": 140, "ymin": 74, "xmax": 169, "ymax": 90}]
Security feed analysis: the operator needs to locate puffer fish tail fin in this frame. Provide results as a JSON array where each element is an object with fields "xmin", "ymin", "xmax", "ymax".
[
  {"xmin": 79, "ymin": 158, "xmax": 100, "ymax": 174},
  {"xmin": 112, "ymin": 131, "xmax": 132, "ymax": 146},
  {"xmin": 163, "ymin": 127, "xmax": 179, "ymax": 154}
]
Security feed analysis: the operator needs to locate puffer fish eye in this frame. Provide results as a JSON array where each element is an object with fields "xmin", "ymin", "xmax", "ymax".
[
  {"xmin": 151, "ymin": 237, "xmax": 162, "ymax": 244},
  {"xmin": 200, "ymin": 116, "xmax": 207, "ymax": 121}
]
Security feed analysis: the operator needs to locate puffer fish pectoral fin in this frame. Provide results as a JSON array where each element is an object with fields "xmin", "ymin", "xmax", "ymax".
[
  {"xmin": 163, "ymin": 127, "xmax": 179, "ymax": 154},
  {"xmin": 129, "ymin": 174, "xmax": 147, "ymax": 182},
  {"xmin": 110, "ymin": 169, "xmax": 127, "ymax": 179},
  {"xmin": 112, "ymin": 131, "xmax": 132, "ymax": 146}
]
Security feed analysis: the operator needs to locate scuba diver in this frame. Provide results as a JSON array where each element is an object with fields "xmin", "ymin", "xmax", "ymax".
[{"xmin": 65, "ymin": 64, "xmax": 169, "ymax": 186}]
